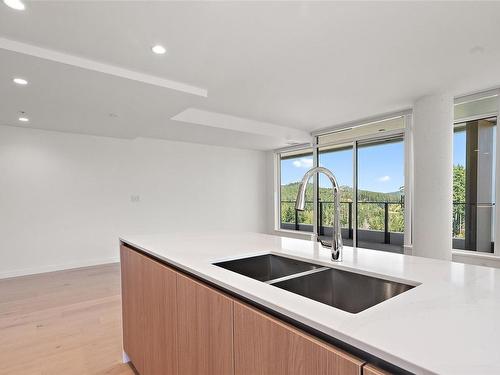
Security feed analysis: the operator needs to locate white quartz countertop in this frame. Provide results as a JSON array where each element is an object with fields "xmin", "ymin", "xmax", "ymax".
[{"xmin": 119, "ymin": 232, "xmax": 500, "ymax": 375}]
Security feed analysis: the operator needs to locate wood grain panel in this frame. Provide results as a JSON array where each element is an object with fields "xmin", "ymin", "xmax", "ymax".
[
  {"xmin": 121, "ymin": 246, "xmax": 144, "ymax": 373},
  {"xmin": 234, "ymin": 301, "xmax": 364, "ymax": 375},
  {"xmin": 120, "ymin": 245, "xmax": 178, "ymax": 375},
  {"xmin": 176, "ymin": 273, "xmax": 234, "ymax": 375},
  {"xmin": 363, "ymin": 364, "xmax": 393, "ymax": 375}
]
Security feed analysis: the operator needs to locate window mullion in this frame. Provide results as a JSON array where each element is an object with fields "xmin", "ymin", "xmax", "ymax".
[
  {"xmin": 312, "ymin": 141, "xmax": 319, "ymax": 239},
  {"xmin": 353, "ymin": 140, "xmax": 358, "ymax": 248}
]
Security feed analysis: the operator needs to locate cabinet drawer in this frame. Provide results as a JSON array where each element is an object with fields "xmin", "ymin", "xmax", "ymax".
[
  {"xmin": 120, "ymin": 245, "xmax": 178, "ymax": 375},
  {"xmin": 363, "ymin": 364, "xmax": 393, "ymax": 375},
  {"xmin": 234, "ymin": 301, "xmax": 364, "ymax": 375},
  {"xmin": 177, "ymin": 273, "xmax": 234, "ymax": 375}
]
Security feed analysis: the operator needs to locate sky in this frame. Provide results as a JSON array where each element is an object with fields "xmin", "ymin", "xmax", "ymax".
[
  {"xmin": 281, "ymin": 141, "xmax": 405, "ymax": 193},
  {"xmin": 453, "ymin": 130, "xmax": 466, "ymax": 166}
]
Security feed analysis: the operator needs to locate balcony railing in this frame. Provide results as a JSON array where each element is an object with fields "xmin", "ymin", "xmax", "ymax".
[
  {"xmin": 452, "ymin": 201, "xmax": 495, "ymax": 239},
  {"xmin": 281, "ymin": 200, "xmax": 493, "ymax": 239},
  {"xmin": 280, "ymin": 200, "xmax": 404, "ymax": 244}
]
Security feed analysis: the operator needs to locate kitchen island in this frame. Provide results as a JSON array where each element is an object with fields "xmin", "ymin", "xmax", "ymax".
[{"xmin": 119, "ymin": 232, "xmax": 500, "ymax": 375}]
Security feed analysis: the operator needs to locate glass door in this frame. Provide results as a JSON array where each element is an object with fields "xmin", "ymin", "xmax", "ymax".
[
  {"xmin": 453, "ymin": 117, "xmax": 496, "ymax": 252},
  {"xmin": 356, "ymin": 137, "xmax": 405, "ymax": 253},
  {"xmin": 318, "ymin": 143, "xmax": 354, "ymax": 246}
]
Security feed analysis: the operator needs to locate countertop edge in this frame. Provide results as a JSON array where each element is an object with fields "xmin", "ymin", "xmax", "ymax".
[{"xmin": 119, "ymin": 236, "xmax": 435, "ymax": 375}]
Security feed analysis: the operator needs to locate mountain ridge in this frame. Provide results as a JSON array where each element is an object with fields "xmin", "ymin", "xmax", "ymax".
[{"xmin": 280, "ymin": 182, "xmax": 403, "ymax": 202}]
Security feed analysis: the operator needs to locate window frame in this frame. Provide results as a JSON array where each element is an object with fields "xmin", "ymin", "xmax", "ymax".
[
  {"xmin": 274, "ymin": 90, "xmax": 500, "ymax": 259},
  {"xmin": 274, "ymin": 144, "xmax": 315, "ymax": 235},
  {"xmin": 274, "ymin": 110, "xmax": 413, "ymax": 253}
]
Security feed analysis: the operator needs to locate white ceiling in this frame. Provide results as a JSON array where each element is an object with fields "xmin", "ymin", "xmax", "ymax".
[
  {"xmin": 0, "ymin": 48, "xmax": 296, "ymax": 150},
  {"xmin": 1, "ymin": 1, "xmax": 500, "ymax": 150}
]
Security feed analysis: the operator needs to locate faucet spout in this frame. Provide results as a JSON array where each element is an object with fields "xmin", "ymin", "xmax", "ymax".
[{"xmin": 295, "ymin": 166, "xmax": 343, "ymax": 262}]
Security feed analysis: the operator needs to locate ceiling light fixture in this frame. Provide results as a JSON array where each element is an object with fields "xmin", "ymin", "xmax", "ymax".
[
  {"xmin": 151, "ymin": 44, "xmax": 166, "ymax": 55},
  {"xmin": 13, "ymin": 77, "xmax": 28, "ymax": 85},
  {"xmin": 3, "ymin": 0, "xmax": 25, "ymax": 10},
  {"xmin": 18, "ymin": 117, "xmax": 29, "ymax": 122}
]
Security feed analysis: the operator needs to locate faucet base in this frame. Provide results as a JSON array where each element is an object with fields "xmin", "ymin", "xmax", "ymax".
[
  {"xmin": 319, "ymin": 239, "xmax": 332, "ymax": 248},
  {"xmin": 320, "ymin": 240, "xmax": 343, "ymax": 262}
]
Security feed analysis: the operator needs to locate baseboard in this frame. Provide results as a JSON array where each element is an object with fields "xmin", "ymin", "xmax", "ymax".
[{"xmin": 0, "ymin": 256, "xmax": 120, "ymax": 279}]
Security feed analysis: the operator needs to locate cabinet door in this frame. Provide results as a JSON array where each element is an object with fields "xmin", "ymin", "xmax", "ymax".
[
  {"xmin": 234, "ymin": 301, "xmax": 364, "ymax": 375},
  {"xmin": 120, "ymin": 245, "xmax": 178, "ymax": 375},
  {"xmin": 363, "ymin": 364, "xmax": 393, "ymax": 375},
  {"xmin": 176, "ymin": 273, "xmax": 234, "ymax": 375}
]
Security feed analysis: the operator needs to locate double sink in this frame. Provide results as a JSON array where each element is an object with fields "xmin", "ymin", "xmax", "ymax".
[{"xmin": 214, "ymin": 254, "xmax": 415, "ymax": 313}]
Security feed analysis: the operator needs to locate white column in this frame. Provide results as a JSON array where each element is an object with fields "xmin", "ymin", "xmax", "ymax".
[{"xmin": 412, "ymin": 94, "xmax": 453, "ymax": 260}]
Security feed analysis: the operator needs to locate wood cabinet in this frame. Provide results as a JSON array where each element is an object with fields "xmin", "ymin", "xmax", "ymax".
[
  {"xmin": 121, "ymin": 245, "xmax": 233, "ymax": 375},
  {"xmin": 177, "ymin": 273, "xmax": 234, "ymax": 375},
  {"xmin": 233, "ymin": 301, "xmax": 364, "ymax": 375},
  {"xmin": 363, "ymin": 364, "xmax": 393, "ymax": 375},
  {"xmin": 120, "ymin": 245, "xmax": 178, "ymax": 375},
  {"xmin": 121, "ymin": 245, "xmax": 392, "ymax": 375}
]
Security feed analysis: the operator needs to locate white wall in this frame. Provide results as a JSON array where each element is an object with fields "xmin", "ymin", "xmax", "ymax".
[{"xmin": 0, "ymin": 126, "xmax": 268, "ymax": 278}]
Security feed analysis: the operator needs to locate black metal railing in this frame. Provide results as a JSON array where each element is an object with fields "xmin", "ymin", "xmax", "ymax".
[
  {"xmin": 452, "ymin": 201, "xmax": 495, "ymax": 239},
  {"xmin": 281, "ymin": 200, "xmax": 495, "ymax": 241},
  {"xmin": 318, "ymin": 201, "xmax": 354, "ymax": 238},
  {"xmin": 280, "ymin": 200, "xmax": 404, "ymax": 244},
  {"xmin": 280, "ymin": 201, "xmax": 315, "ymax": 231},
  {"xmin": 453, "ymin": 202, "xmax": 465, "ymax": 238}
]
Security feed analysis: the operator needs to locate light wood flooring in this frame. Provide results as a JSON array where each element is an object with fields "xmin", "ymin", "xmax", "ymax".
[{"xmin": 0, "ymin": 263, "xmax": 136, "ymax": 375}]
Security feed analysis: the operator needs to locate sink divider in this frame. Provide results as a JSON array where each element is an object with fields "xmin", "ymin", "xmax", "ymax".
[{"xmin": 265, "ymin": 267, "xmax": 330, "ymax": 285}]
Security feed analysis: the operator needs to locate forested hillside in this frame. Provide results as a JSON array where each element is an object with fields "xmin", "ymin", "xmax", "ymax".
[
  {"xmin": 280, "ymin": 182, "xmax": 404, "ymax": 232},
  {"xmin": 280, "ymin": 182, "xmax": 402, "ymax": 202},
  {"xmin": 281, "ymin": 165, "xmax": 467, "ymax": 235}
]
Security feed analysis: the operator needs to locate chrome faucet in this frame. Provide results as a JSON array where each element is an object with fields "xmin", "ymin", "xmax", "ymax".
[{"xmin": 295, "ymin": 166, "xmax": 343, "ymax": 262}]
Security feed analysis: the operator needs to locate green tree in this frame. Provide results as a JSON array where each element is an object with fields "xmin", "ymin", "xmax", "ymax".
[
  {"xmin": 453, "ymin": 164, "xmax": 466, "ymax": 237},
  {"xmin": 280, "ymin": 182, "xmax": 405, "ymax": 232}
]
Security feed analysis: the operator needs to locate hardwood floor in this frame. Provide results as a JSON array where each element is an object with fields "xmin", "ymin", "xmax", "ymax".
[{"xmin": 0, "ymin": 263, "xmax": 136, "ymax": 375}]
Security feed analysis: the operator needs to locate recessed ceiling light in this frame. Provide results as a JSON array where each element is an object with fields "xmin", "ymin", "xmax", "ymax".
[
  {"xmin": 13, "ymin": 77, "xmax": 28, "ymax": 85},
  {"xmin": 18, "ymin": 117, "xmax": 29, "ymax": 122},
  {"xmin": 151, "ymin": 44, "xmax": 167, "ymax": 55},
  {"xmin": 3, "ymin": 0, "xmax": 25, "ymax": 10}
]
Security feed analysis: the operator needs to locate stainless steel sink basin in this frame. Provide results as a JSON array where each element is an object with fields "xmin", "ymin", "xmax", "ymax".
[
  {"xmin": 213, "ymin": 254, "xmax": 323, "ymax": 282},
  {"xmin": 273, "ymin": 267, "xmax": 415, "ymax": 313}
]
